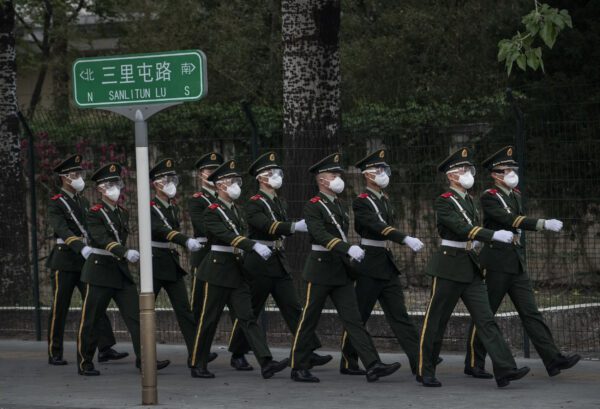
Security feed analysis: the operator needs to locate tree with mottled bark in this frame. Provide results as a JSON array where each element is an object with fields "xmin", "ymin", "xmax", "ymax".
[
  {"xmin": 0, "ymin": 0, "xmax": 32, "ymax": 305},
  {"xmin": 281, "ymin": 0, "xmax": 341, "ymax": 273}
]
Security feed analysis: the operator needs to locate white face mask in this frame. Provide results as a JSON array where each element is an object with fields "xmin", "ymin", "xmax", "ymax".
[
  {"xmin": 226, "ymin": 183, "xmax": 241, "ymax": 200},
  {"xmin": 267, "ymin": 174, "xmax": 283, "ymax": 189},
  {"xmin": 458, "ymin": 172, "xmax": 475, "ymax": 189},
  {"xmin": 503, "ymin": 171, "xmax": 519, "ymax": 189},
  {"xmin": 328, "ymin": 176, "xmax": 345, "ymax": 194},
  {"xmin": 373, "ymin": 172, "xmax": 389, "ymax": 188},
  {"xmin": 162, "ymin": 182, "xmax": 177, "ymax": 198},
  {"xmin": 70, "ymin": 177, "xmax": 85, "ymax": 192},
  {"xmin": 104, "ymin": 186, "xmax": 121, "ymax": 202}
]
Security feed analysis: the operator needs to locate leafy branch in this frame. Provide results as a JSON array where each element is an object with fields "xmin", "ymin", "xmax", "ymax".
[{"xmin": 498, "ymin": 1, "xmax": 572, "ymax": 76}]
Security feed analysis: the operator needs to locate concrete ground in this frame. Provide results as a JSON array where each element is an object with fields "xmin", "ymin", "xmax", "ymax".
[{"xmin": 0, "ymin": 340, "xmax": 598, "ymax": 409}]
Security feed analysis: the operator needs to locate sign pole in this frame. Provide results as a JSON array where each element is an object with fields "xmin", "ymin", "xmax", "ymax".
[{"xmin": 134, "ymin": 109, "xmax": 157, "ymax": 405}]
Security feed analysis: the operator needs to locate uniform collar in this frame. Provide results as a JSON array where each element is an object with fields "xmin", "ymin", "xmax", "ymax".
[
  {"xmin": 61, "ymin": 187, "xmax": 75, "ymax": 199},
  {"xmin": 367, "ymin": 187, "xmax": 383, "ymax": 199},
  {"xmin": 218, "ymin": 196, "xmax": 234, "ymax": 209},
  {"xmin": 203, "ymin": 186, "xmax": 217, "ymax": 198},
  {"xmin": 102, "ymin": 198, "xmax": 116, "ymax": 211},
  {"xmin": 450, "ymin": 186, "xmax": 467, "ymax": 199},
  {"xmin": 156, "ymin": 195, "xmax": 170, "ymax": 208},
  {"xmin": 495, "ymin": 182, "xmax": 512, "ymax": 196},
  {"xmin": 319, "ymin": 191, "xmax": 337, "ymax": 202},
  {"xmin": 259, "ymin": 189, "xmax": 276, "ymax": 200}
]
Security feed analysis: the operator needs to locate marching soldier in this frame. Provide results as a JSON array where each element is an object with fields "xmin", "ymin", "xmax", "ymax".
[
  {"xmin": 227, "ymin": 152, "xmax": 332, "ymax": 371},
  {"xmin": 418, "ymin": 147, "xmax": 529, "ymax": 387},
  {"xmin": 149, "ymin": 158, "xmax": 203, "ymax": 367},
  {"xmin": 340, "ymin": 149, "xmax": 425, "ymax": 376},
  {"xmin": 47, "ymin": 154, "xmax": 127, "ymax": 365},
  {"xmin": 290, "ymin": 152, "xmax": 401, "ymax": 383},
  {"xmin": 189, "ymin": 159, "xmax": 289, "ymax": 379},
  {"xmin": 464, "ymin": 146, "xmax": 580, "ymax": 378},
  {"xmin": 77, "ymin": 163, "xmax": 170, "ymax": 375}
]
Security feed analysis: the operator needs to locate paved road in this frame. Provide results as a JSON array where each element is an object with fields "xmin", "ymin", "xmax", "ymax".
[{"xmin": 0, "ymin": 340, "xmax": 598, "ymax": 409}]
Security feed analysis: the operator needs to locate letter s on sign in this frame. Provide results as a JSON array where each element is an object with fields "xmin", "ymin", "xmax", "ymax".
[{"xmin": 184, "ymin": 86, "xmax": 190, "ymax": 96}]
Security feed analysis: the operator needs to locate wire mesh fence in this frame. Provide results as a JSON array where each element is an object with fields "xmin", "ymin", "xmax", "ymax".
[{"xmin": 1, "ymin": 83, "xmax": 598, "ymax": 358}]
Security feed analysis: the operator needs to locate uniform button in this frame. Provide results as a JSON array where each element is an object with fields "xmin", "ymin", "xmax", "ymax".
[
  {"xmin": 213, "ymin": 259, "xmax": 217, "ymax": 263},
  {"xmin": 318, "ymin": 258, "xmax": 322, "ymax": 262},
  {"xmin": 443, "ymin": 251, "xmax": 447, "ymax": 255},
  {"xmin": 94, "ymin": 260, "xmax": 98, "ymax": 264}
]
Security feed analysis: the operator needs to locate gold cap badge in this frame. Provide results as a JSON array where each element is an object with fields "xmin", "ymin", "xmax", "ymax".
[
  {"xmin": 109, "ymin": 164, "xmax": 116, "ymax": 172},
  {"xmin": 379, "ymin": 150, "xmax": 385, "ymax": 158},
  {"xmin": 210, "ymin": 153, "xmax": 216, "ymax": 160},
  {"xmin": 230, "ymin": 161, "xmax": 235, "ymax": 169},
  {"xmin": 461, "ymin": 148, "xmax": 468, "ymax": 158},
  {"xmin": 269, "ymin": 153, "xmax": 275, "ymax": 161},
  {"xmin": 507, "ymin": 147, "xmax": 513, "ymax": 156},
  {"xmin": 334, "ymin": 154, "xmax": 339, "ymax": 163},
  {"xmin": 166, "ymin": 159, "xmax": 172, "ymax": 168}
]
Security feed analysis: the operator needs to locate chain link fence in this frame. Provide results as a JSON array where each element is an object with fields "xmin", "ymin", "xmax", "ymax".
[{"xmin": 1, "ymin": 83, "xmax": 598, "ymax": 359}]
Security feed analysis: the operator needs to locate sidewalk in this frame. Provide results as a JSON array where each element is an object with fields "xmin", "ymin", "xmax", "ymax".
[{"xmin": 0, "ymin": 340, "xmax": 598, "ymax": 409}]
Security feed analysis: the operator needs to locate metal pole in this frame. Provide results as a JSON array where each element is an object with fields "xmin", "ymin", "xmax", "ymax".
[
  {"xmin": 506, "ymin": 89, "xmax": 530, "ymax": 358},
  {"xmin": 134, "ymin": 109, "xmax": 157, "ymax": 405},
  {"xmin": 18, "ymin": 111, "xmax": 42, "ymax": 341}
]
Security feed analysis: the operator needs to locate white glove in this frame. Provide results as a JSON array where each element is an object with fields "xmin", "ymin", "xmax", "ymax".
[
  {"xmin": 186, "ymin": 238, "xmax": 202, "ymax": 251},
  {"xmin": 492, "ymin": 230, "xmax": 514, "ymax": 243},
  {"xmin": 293, "ymin": 219, "xmax": 308, "ymax": 233},
  {"xmin": 81, "ymin": 246, "xmax": 93, "ymax": 259},
  {"xmin": 253, "ymin": 243, "xmax": 272, "ymax": 260},
  {"xmin": 125, "ymin": 249, "xmax": 140, "ymax": 263},
  {"xmin": 347, "ymin": 245, "xmax": 365, "ymax": 262},
  {"xmin": 403, "ymin": 236, "xmax": 424, "ymax": 252},
  {"xmin": 544, "ymin": 219, "xmax": 563, "ymax": 232}
]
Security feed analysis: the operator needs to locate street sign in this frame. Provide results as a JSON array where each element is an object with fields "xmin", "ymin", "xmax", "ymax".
[{"xmin": 72, "ymin": 50, "xmax": 207, "ymax": 108}]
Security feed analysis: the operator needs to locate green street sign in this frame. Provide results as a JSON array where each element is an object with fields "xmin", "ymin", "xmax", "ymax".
[{"xmin": 72, "ymin": 50, "xmax": 207, "ymax": 107}]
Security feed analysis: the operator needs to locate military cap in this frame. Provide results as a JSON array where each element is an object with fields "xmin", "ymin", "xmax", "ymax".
[
  {"xmin": 355, "ymin": 149, "xmax": 389, "ymax": 172},
  {"xmin": 482, "ymin": 146, "xmax": 518, "ymax": 170},
  {"xmin": 308, "ymin": 152, "xmax": 344, "ymax": 174},
  {"xmin": 207, "ymin": 159, "xmax": 240, "ymax": 182},
  {"xmin": 150, "ymin": 158, "xmax": 177, "ymax": 180},
  {"xmin": 53, "ymin": 154, "xmax": 83, "ymax": 174},
  {"xmin": 195, "ymin": 152, "xmax": 224, "ymax": 170},
  {"xmin": 437, "ymin": 147, "xmax": 474, "ymax": 173},
  {"xmin": 248, "ymin": 151, "xmax": 281, "ymax": 177},
  {"xmin": 91, "ymin": 163, "xmax": 122, "ymax": 184}
]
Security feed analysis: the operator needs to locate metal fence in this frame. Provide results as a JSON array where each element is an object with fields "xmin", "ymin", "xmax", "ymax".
[{"xmin": 1, "ymin": 83, "xmax": 599, "ymax": 359}]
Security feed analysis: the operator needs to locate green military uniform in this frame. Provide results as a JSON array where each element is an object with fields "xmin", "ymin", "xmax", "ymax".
[
  {"xmin": 46, "ymin": 154, "xmax": 119, "ymax": 364},
  {"xmin": 228, "ymin": 152, "xmax": 322, "ymax": 360},
  {"xmin": 465, "ymin": 146, "xmax": 580, "ymax": 376},
  {"xmin": 188, "ymin": 152, "xmax": 223, "ymax": 321},
  {"xmin": 419, "ymin": 147, "xmax": 524, "ymax": 387},
  {"xmin": 189, "ymin": 159, "xmax": 287, "ymax": 379},
  {"xmin": 149, "ymin": 158, "xmax": 197, "ymax": 358},
  {"xmin": 291, "ymin": 153, "xmax": 401, "ymax": 383},
  {"xmin": 77, "ymin": 163, "xmax": 143, "ymax": 374},
  {"xmin": 340, "ymin": 149, "xmax": 420, "ymax": 374}
]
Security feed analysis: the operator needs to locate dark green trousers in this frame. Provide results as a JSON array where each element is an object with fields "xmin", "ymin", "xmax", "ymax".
[
  {"xmin": 77, "ymin": 283, "xmax": 140, "ymax": 371},
  {"xmin": 465, "ymin": 269, "xmax": 560, "ymax": 369},
  {"xmin": 154, "ymin": 277, "xmax": 197, "ymax": 356},
  {"xmin": 190, "ymin": 282, "xmax": 272, "ymax": 369},
  {"xmin": 47, "ymin": 269, "xmax": 116, "ymax": 359},
  {"xmin": 190, "ymin": 269, "xmax": 206, "ymax": 322},
  {"xmin": 291, "ymin": 281, "xmax": 380, "ymax": 370},
  {"xmin": 419, "ymin": 276, "xmax": 516, "ymax": 379},
  {"xmin": 341, "ymin": 275, "xmax": 419, "ymax": 372},
  {"xmin": 228, "ymin": 274, "xmax": 321, "ymax": 355}
]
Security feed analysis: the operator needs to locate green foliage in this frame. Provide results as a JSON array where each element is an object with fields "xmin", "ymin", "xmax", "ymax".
[{"xmin": 498, "ymin": 2, "xmax": 572, "ymax": 76}]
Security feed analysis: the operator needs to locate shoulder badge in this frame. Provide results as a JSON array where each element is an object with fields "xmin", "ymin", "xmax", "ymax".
[
  {"xmin": 193, "ymin": 192, "xmax": 203, "ymax": 198},
  {"xmin": 91, "ymin": 204, "xmax": 103, "ymax": 212},
  {"xmin": 440, "ymin": 192, "xmax": 453, "ymax": 198},
  {"xmin": 358, "ymin": 193, "xmax": 369, "ymax": 199},
  {"xmin": 51, "ymin": 193, "xmax": 63, "ymax": 201},
  {"xmin": 309, "ymin": 196, "xmax": 321, "ymax": 203},
  {"xmin": 250, "ymin": 194, "xmax": 263, "ymax": 201},
  {"xmin": 487, "ymin": 189, "xmax": 499, "ymax": 195},
  {"xmin": 150, "ymin": 201, "xmax": 156, "ymax": 206},
  {"xmin": 208, "ymin": 203, "xmax": 220, "ymax": 210}
]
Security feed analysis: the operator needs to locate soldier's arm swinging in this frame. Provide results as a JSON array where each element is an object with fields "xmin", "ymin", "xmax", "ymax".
[
  {"xmin": 304, "ymin": 201, "xmax": 351, "ymax": 255},
  {"xmin": 204, "ymin": 207, "xmax": 255, "ymax": 252},
  {"xmin": 435, "ymin": 197, "xmax": 495, "ymax": 242},
  {"xmin": 47, "ymin": 199, "xmax": 86, "ymax": 254},
  {"xmin": 245, "ymin": 199, "xmax": 294, "ymax": 236},
  {"xmin": 87, "ymin": 210, "xmax": 127, "ymax": 258},
  {"xmin": 352, "ymin": 197, "xmax": 407, "ymax": 244},
  {"xmin": 480, "ymin": 192, "xmax": 541, "ymax": 231}
]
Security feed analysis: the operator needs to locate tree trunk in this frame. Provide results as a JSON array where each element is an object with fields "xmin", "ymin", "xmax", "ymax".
[
  {"xmin": 27, "ymin": 4, "xmax": 52, "ymax": 118},
  {"xmin": 0, "ymin": 0, "xmax": 32, "ymax": 305},
  {"xmin": 281, "ymin": 0, "xmax": 341, "ymax": 274},
  {"xmin": 51, "ymin": 1, "xmax": 70, "ymax": 120}
]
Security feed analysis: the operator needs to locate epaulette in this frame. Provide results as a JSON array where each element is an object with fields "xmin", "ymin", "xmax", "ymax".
[
  {"xmin": 208, "ymin": 203, "xmax": 220, "ymax": 210},
  {"xmin": 358, "ymin": 193, "xmax": 369, "ymax": 199},
  {"xmin": 51, "ymin": 193, "xmax": 63, "ymax": 201},
  {"xmin": 309, "ymin": 196, "xmax": 321, "ymax": 203},
  {"xmin": 487, "ymin": 189, "xmax": 499, "ymax": 195},
  {"xmin": 440, "ymin": 192, "xmax": 453, "ymax": 198},
  {"xmin": 513, "ymin": 187, "xmax": 521, "ymax": 194},
  {"xmin": 91, "ymin": 204, "xmax": 103, "ymax": 212},
  {"xmin": 150, "ymin": 201, "xmax": 156, "ymax": 206},
  {"xmin": 193, "ymin": 192, "xmax": 204, "ymax": 198},
  {"xmin": 250, "ymin": 194, "xmax": 262, "ymax": 201}
]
